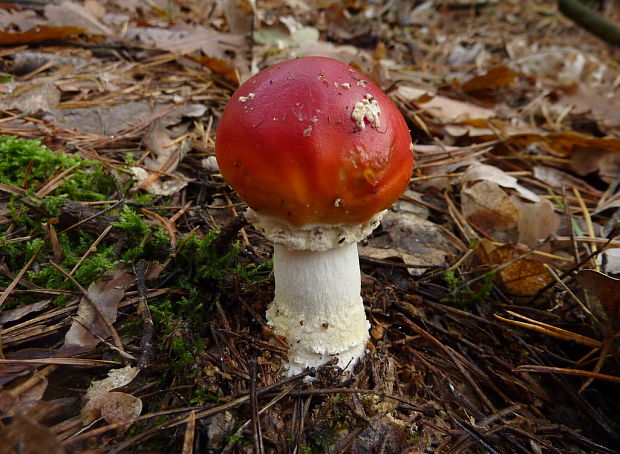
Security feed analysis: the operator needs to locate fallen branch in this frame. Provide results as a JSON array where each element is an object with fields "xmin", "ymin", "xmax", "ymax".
[{"xmin": 558, "ymin": 0, "xmax": 620, "ymax": 46}]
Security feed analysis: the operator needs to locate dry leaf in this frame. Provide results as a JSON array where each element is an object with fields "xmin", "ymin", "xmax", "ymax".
[
  {"xmin": 190, "ymin": 55, "xmax": 239, "ymax": 83},
  {"xmin": 81, "ymin": 366, "xmax": 141, "ymax": 426},
  {"xmin": 0, "ymin": 299, "xmax": 51, "ymax": 324},
  {"xmin": 126, "ymin": 26, "xmax": 244, "ymax": 59},
  {"xmin": 505, "ymin": 132, "xmax": 620, "ymax": 159},
  {"xmin": 0, "ymin": 414, "xmax": 66, "ymax": 454},
  {"xmin": 45, "ymin": 1, "xmax": 112, "ymax": 36},
  {"xmin": 510, "ymin": 46, "xmax": 606, "ymax": 87},
  {"xmin": 44, "ymin": 101, "xmax": 205, "ymax": 136},
  {"xmin": 221, "ymin": 0, "xmax": 255, "ymax": 34},
  {"xmin": 571, "ymin": 149, "xmax": 620, "ymax": 184},
  {"xmin": 0, "ymin": 9, "xmax": 40, "ymax": 30},
  {"xmin": 489, "ymin": 244, "xmax": 553, "ymax": 299},
  {"xmin": 532, "ymin": 165, "xmax": 599, "ymax": 193},
  {"xmin": 84, "ymin": 0, "xmax": 106, "ymax": 20},
  {"xmin": 361, "ymin": 194, "xmax": 456, "ymax": 275},
  {"xmin": 462, "ymin": 163, "xmax": 540, "ymax": 202},
  {"xmin": 396, "ymin": 85, "xmax": 496, "ymax": 123},
  {"xmin": 60, "ymin": 267, "xmax": 134, "ymax": 355},
  {"xmin": 515, "ymin": 199, "xmax": 560, "ymax": 248},
  {"xmin": 100, "ymin": 392, "xmax": 143, "ymax": 426},
  {"xmin": 575, "ymin": 270, "xmax": 620, "ymax": 327},
  {"xmin": 0, "ymin": 82, "xmax": 61, "ymax": 113},
  {"xmin": 461, "ymin": 180, "xmax": 520, "ymax": 242},
  {"xmin": 0, "ymin": 25, "xmax": 85, "ymax": 46},
  {"xmin": 130, "ymin": 122, "xmax": 192, "ymax": 195},
  {"xmin": 462, "ymin": 66, "xmax": 519, "ymax": 93}
]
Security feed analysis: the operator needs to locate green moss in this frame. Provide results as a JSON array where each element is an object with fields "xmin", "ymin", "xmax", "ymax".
[
  {"xmin": 441, "ymin": 269, "xmax": 495, "ymax": 308},
  {"xmin": 112, "ymin": 205, "xmax": 149, "ymax": 240},
  {"xmin": 0, "ymin": 135, "xmax": 113, "ymax": 200}
]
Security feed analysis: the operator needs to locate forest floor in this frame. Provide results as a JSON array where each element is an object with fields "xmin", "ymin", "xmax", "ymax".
[{"xmin": 0, "ymin": 0, "xmax": 620, "ymax": 453}]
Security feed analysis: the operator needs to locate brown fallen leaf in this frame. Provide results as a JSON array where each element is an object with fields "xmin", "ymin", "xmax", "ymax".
[
  {"xmin": 462, "ymin": 65, "xmax": 519, "ymax": 99},
  {"xmin": 462, "ymin": 163, "xmax": 540, "ymax": 202},
  {"xmin": 130, "ymin": 120, "xmax": 192, "ymax": 195},
  {"xmin": 0, "ymin": 25, "xmax": 85, "ymax": 46},
  {"xmin": 126, "ymin": 25, "xmax": 244, "ymax": 59},
  {"xmin": 461, "ymin": 180, "xmax": 520, "ymax": 242},
  {"xmin": 575, "ymin": 269, "xmax": 620, "ymax": 328},
  {"xmin": 361, "ymin": 193, "xmax": 456, "ymax": 275},
  {"xmin": 571, "ymin": 149, "xmax": 620, "ymax": 184},
  {"xmin": 505, "ymin": 131, "xmax": 620, "ymax": 159},
  {"xmin": 489, "ymin": 244, "xmax": 553, "ymax": 299},
  {"xmin": 515, "ymin": 198, "xmax": 560, "ymax": 248},
  {"xmin": 0, "ymin": 413, "xmax": 66, "ymax": 454},
  {"xmin": 81, "ymin": 366, "xmax": 141, "ymax": 429},
  {"xmin": 60, "ymin": 267, "xmax": 135, "ymax": 355},
  {"xmin": 0, "ymin": 81, "xmax": 61, "ymax": 114},
  {"xmin": 396, "ymin": 85, "xmax": 496, "ymax": 123}
]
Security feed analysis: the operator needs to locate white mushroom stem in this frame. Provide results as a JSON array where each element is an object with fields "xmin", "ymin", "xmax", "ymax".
[{"xmin": 266, "ymin": 242, "xmax": 370, "ymax": 376}]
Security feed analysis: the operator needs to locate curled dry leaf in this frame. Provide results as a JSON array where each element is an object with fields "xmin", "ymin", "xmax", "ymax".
[
  {"xmin": 461, "ymin": 164, "xmax": 559, "ymax": 245},
  {"xmin": 461, "ymin": 179, "xmax": 519, "ymax": 242},
  {"xmin": 81, "ymin": 365, "xmax": 141, "ymax": 426},
  {"xmin": 60, "ymin": 267, "xmax": 135, "ymax": 355},
  {"xmin": 0, "ymin": 299, "xmax": 51, "ymax": 324},
  {"xmin": 462, "ymin": 163, "xmax": 539, "ymax": 202},
  {"xmin": 488, "ymin": 244, "xmax": 553, "ymax": 300},
  {"xmin": 575, "ymin": 270, "xmax": 620, "ymax": 328},
  {"xmin": 361, "ymin": 192, "xmax": 456, "ymax": 275},
  {"xmin": 130, "ymin": 121, "xmax": 191, "ymax": 195}
]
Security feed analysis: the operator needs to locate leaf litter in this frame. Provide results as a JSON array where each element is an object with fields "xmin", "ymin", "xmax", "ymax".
[{"xmin": 0, "ymin": 0, "xmax": 619, "ymax": 453}]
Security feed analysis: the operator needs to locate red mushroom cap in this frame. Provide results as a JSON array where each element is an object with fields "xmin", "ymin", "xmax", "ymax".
[{"xmin": 216, "ymin": 56, "xmax": 414, "ymax": 227}]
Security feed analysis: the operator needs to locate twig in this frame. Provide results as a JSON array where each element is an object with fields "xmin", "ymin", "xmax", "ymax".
[
  {"xmin": 181, "ymin": 410, "xmax": 195, "ymax": 454},
  {"xmin": 68, "ymin": 225, "xmax": 114, "ymax": 276},
  {"xmin": 516, "ymin": 365, "xmax": 620, "ymax": 383},
  {"xmin": 133, "ymin": 260, "xmax": 155, "ymax": 370},
  {"xmin": 249, "ymin": 360, "xmax": 264, "ymax": 454},
  {"xmin": 0, "ymin": 243, "xmax": 43, "ymax": 308}
]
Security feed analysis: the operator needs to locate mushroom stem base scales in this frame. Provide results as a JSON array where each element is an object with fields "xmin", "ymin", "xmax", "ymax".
[{"xmin": 267, "ymin": 243, "xmax": 370, "ymax": 376}]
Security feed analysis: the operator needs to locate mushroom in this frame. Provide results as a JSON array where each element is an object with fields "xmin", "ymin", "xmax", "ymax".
[{"xmin": 216, "ymin": 56, "xmax": 414, "ymax": 376}]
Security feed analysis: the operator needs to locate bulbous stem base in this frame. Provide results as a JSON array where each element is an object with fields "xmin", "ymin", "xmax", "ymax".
[{"xmin": 266, "ymin": 243, "xmax": 370, "ymax": 377}]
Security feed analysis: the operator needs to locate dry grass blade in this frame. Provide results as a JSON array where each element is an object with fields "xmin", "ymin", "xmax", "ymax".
[
  {"xmin": 0, "ymin": 358, "xmax": 121, "ymax": 366},
  {"xmin": 0, "ymin": 243, "xmax": 43, "ymax": 308},
  {"xmin": 516, "ymin": 365, "xmax": 620, "ymax": 383},
  {"xmin": 494, "ymin": 312, "xmax": 603, "ymax": 348}
]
